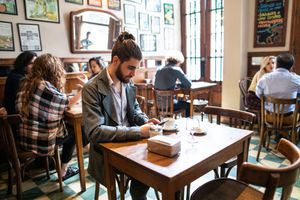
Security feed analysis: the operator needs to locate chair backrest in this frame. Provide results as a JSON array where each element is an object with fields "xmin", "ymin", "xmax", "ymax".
[
  {"xmin": 204, "ymin": 106, "xmax": 256, "ymax": 130},
  {"xmin": 136, "ymin": 95, "xmax": 146, "ymax": 113},
  {"xmin": 260, "ymin": 95, "xmax": 300, "ymax": 142},
  {"xmin": 239, "ymin": 77, "xmax": 252, "ymax": 109},
  {"xmin": 239, "ymin": 138, "xmax": 300, "ymax": 200},
  {"xmin": 153, "ymin": 89, "xmax": 175, "ymax": 118}
]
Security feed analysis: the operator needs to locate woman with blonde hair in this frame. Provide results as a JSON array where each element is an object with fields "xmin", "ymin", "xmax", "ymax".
[
  {"xmin": 16, "ymin": 53, "xmax": 88, "ymax": 180},
  {"xmin": 246, "ymin": 56, "xmax": 275, "ymax": 110}
]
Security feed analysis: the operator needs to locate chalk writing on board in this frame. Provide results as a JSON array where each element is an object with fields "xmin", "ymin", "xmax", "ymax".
[{"xmin": 254, "ymin": 0, "xmax": 288, "ymax": 47}]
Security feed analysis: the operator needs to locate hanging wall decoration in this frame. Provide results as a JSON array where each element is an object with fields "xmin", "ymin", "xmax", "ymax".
[
  {"xmin": 17, "ymin": 23, "xmax": 42, "ymax": 51},
  {"xmin": 24, "ymin": 0, "xmax": 60, "ymax": 23},
  {"xmin": 164, "ymin": 3, "xmax": 174, "ymax": 25},
  {"xmin": 0, "ymin": 0, "xmax": 17, "ymax": 15},
  {"xmin": 0, "ymin": 21, "xmax": 14, "ymax": 51}
]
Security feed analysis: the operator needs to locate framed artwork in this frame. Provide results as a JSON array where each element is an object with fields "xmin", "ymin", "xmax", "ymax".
[
  {"xmin": 164, "ymin": 27, "xmax": 174, "ymax": 50},
  {"xmin": 0, "ymin": 0, "xmax": 17, "ymax": 15},
  {"xmin": 124, "ymin": 4, "xmax": 136, "ymax": 25},
  {"xmin": 17, "ymin": 23, "xmax": 42, "ymax": 51},
  {"xmin": 107, "ymin": 0, "xmax": 121, "ymax": 10},
  {"xmin": 164, "ymin": 3, "xmax": 174, "ymax": 25},
  {"xmin": 145, "ymin": 0, "xmax": 161, "ymax": 12},
  {"xmin": 139, "ymin": 12, "xmax": 149, "ymax": 31},
  {"xmin": 24, "ymin": 0, "xmax": 60, "ymax": 23},
  {"xmin": 140, "ymin": 34, "xmax": 156, "ymax": 52},
  {"xmin": 254, "ymin": 0, "xmax": 288, "ymax": 47},
  {"xmin": 0, "ymin": 21, "xmax": 14, "ymax": 51},
  {"xmin": 151, "ymin": 16, "xmax": 160, "ymax": 34},
  {"xmin": 88, "ymin": 0, "xmax": 102, "ymax": 7},
  {"xmin": 125, "ymin": 0, "xmax": 141, "ymax": 3},
  {"xmin": 65, "ymin": 0, "xmax": 83, "ymax": 5},
  {"xmin": 124, "ymin": 26, "xmax": 138, "ymax": 42}
]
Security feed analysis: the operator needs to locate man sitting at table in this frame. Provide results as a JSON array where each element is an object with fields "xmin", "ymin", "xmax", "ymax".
[
  {"xmin": 82, "ymin": 32, "xmax": 163, "ymax": 200},
  {"xmin": 256, "ymin": 52, "xmax": 300, "ymax": 125},
  {"xmin": 154, "ymin": 50, "xmax": 192, "ymax": 117}
]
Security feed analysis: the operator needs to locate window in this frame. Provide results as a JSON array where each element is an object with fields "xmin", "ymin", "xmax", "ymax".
[{"xmin": 184, "ymin": 0, "xmax": 224, "ymax": 81}]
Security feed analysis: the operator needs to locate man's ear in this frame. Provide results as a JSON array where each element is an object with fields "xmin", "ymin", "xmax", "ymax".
[{"xmin": 112, "ymin": 56, "xmax": 120, "ymax": 65}]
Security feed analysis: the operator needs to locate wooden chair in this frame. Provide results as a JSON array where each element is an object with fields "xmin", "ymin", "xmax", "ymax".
[
  {"xmin": 184, "ymin": 106, "xmax": 256, "ymax": 200},
  {"xmin": 153, "ymin": 89, "xmax": 186, "ymax": 119},
  {"xmin": 0, "ymin": 114, "xmax": 63, "ymax": 199},
  {"xmin": 136, "ymin": 95, "xmax": 147, "ymax": 113},
  {"xmin": 256, "ymin": 95, "xmax": 300, "ymax": 161},
  {"xmin": 239, "ymin": 77, "xmax": 261, "ymax": 132},
  {"xmin": 190, "ymin": 138, "xmax": 300, "ymax": 200}
]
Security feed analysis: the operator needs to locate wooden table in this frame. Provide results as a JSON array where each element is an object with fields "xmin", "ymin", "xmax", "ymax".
[
  {"xmin": 100, "ymin": 118, "xmax": 253, "ymax": 200},
  {"xmin": 182, "ymin": 82, "xmax": 217, "ymax": 117},
  {"xmin": 64, "ymin": 104, "xmax": 86, "ymax": 192}
]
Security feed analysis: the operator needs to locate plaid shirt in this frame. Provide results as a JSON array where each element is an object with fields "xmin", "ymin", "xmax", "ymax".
[{"xmin": 16, "ymin": 81, "xmax": 68, "ymax": 156}]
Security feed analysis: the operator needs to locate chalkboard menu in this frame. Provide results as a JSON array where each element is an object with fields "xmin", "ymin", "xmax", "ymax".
[{"xmin": 254, "ymin": 0, "xmax": 288, "ymax": 47}]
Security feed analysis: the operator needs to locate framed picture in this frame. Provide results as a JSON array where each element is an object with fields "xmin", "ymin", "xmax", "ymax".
[
  {"xmin": 0, "ymin": 21, "xmax": 14, "ymax": 51},
  {"xmin": 140, "ymin": 34, "xmax": 156, "ymax": 52},
  {"xmin": 88, "ymin": 0, "xmax": 102, "ymax": 7},
  {"xmin": 139, "ymin": 13, "xmax": 149, "ymax": 31},
  {"xmin": 124, "ymin": 4, "xmax": 136, "ymax": 25},
  {"xmin": 164, "ymin": 27, "xmax": 174, "ymax": 50},
  {"xmin": 65, "ymin": 0, "xmax": 83, "ymax": 5},
  {"xmin": 254, "ymin": 0, "xmax": 288, "ymax": 47},
  {"xmin": 151, "ymin": 16, "xmax": 160, "ymax": 34},
  {"xmin": 0, "ymin": 0, "xmax": 17, "ymax": 15},
  {"xmin": 125, "ymin": 0, "xmax": 141, "ymax": 3},
  {"xmin": 24, "ymin": 0, "xmax": 60, "ymax": 23},
  {"xmin": 107, "ymin": 0, "xmax": 121, "ymax": 10},
  {"xmin": 124, "ymin": 26, "xmax": 138, "ymax": 42},
  {"xmin": 17, "ymin": 23, "xmax": 42, "ymax": 51},
  {"xmin": 164, "ymin": 3, "xmax": 174, "ymax": 25},
  {"xmin": 145, "ymin": 0, "xmax": 161, "ymax": 12}
]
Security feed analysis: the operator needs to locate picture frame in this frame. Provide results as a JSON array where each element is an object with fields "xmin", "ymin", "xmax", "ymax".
[
  {"xmin": 139, "ymin": 12, "xmax": 149, "ymax": 31},
  {"xmin": 140, "ymin": 34, "xmax": 156, "ymax": 52},
  {"xmin": 124, "ymin": 4, "xmax": 136, "ymax": 25},
  {"xmin": 88, "ymin": 0, "xmax": 102, "ymax": 7},
  {"xmin": 164, "ymin": 27, "xmax": 174, "ymax": 50},
  {"xmin": 107, "ymin": 0, "xmax": 121, "ymax": 10},
  {"xmin": 0, "ymin": 0, "xmax": 17, "ymax": 15},
  {"xmin": 65, "ymin": 0, "xmax": 83, "ymax": 5},
  {"xmin": 164, "ymin": 3, "xmax": 174, "ymax": 25},
  {"xmin": 254, "ymin": 0, "xmax": 288, "ymax": 47},
  {"xmin": 125, "ymin": 0, "xmax": 141, "ymax": 4},
  {"xmin": 0, "ymin": 21, "xmax": 14, "ymax": 51},
  {"xmin": 124, "ymin": 26, "xmax": 138, "ymax": 43},
  {"xmin": 17, "ymin": 23, "xmax": 42, "ymax": 51},
  {"xmin": 145, "ymin": 0, "xmax": 161, "ymax": 12},
  {"xmin": 24, "ymin": 0, "xmax": 60, "ymax": 23},
  {"xmin": 151, "ymin": 16, "xmax": 160, "ymax": 34}
]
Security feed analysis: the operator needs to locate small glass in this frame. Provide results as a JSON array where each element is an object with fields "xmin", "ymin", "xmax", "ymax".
[{"xmin": 186, "ymin": 117, "xmax": 200, "ymax": 143}]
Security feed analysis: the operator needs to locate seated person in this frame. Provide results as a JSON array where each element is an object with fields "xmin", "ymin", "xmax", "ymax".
[
  {"xmin": 88, "ymin": 57, "xmax": 106, "ymax": 79},
  {"xmin": 4, "ymin": 51, "xmax": 37, "ymax": 114},
  {"xmin": 16, "ymin": 53, "xmax": 88, "ymax": 180},
  {"xmin": 154, "ymin": 51, "xmax": 192, "ymax": 117},
  {"xmin": 256, "ymin": 53, "xmax": 300, "ymax": 124},
  {"xmin": 246, "ymin": 56, "xmax": 275, "ymax": 110}
]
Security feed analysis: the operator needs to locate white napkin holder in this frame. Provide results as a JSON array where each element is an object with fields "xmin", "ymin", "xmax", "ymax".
[{"xmin": 147, "ymin": 135, "xmax": 181, "ymax": 157}]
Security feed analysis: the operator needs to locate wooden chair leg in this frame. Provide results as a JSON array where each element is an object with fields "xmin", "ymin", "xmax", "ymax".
[
  {"xmin": 154, "ymin": 189, "xmax": 161, "ymax": 200},
  {"xmin": 7, "ymin": 167, "xmax": 13, "ymax": 195},
  {"xmin": 54, "ymin": 146, "xmax": 63, "ymax": 192},
  {"xmin": 224, "ymin": 166, "xmax": 234, "ymax": 178},
  {"xmin": 186, "ymin": 184, "xmax": 191, "ymax": 200},
  {"xmin": 44, "ymin": 157, "xmax": 50, "ymax": 180},
  {"xmin": 94, "ymin": 181, "xmax": 100, "ymax": 200},
  {"xmin": 213, "ymin": 168, "xmax": 219, "ymax": 179},
  {"xmin": 220, "ymin": 166, "xmax": 226, "ymax": 177}
]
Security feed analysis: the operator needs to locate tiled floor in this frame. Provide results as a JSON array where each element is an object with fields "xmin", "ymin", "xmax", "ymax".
[{"xmin": 0, "ymin": 123, "xmax": 300, "ymax": 200}]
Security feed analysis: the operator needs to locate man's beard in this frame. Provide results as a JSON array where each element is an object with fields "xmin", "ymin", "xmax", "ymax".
[{"xmin": 116, "ymin": 64, "xmax": 131, "ymax": 83}]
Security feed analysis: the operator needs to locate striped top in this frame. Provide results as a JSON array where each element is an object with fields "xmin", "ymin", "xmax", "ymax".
[{"xmin": 16, "ymin": 80, "xmax": 68, "ymax": 156}]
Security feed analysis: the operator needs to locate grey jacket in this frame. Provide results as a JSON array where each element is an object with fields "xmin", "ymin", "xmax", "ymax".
[{"xmin": 82, "ymin": 68, "xmax": 148, "ymax": 185}]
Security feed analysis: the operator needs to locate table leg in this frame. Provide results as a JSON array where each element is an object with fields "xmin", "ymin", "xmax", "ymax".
[
  {"xmin": 74, "ymin": 118, "xmax": 86, "ymax": 192},
  {"xmin": 104, "ymin": 152, "xmax": 117, "ymax": 200},
  {"xmin": 189, "ymin": 91, "xmax": 194, "ymax": 117},
  {"xmin": 237, "ymin": 138, "xmax": 250, "ymax": 179}
]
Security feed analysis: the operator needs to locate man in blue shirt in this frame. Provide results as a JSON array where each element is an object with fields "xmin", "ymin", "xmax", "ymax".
[
  {"xmin": 154, "ymin": 51, "xmax": 192, "ymax": 117},
  {"xmin": 256, "ymin": 53, "xmax": 300, "ymax": 114}
]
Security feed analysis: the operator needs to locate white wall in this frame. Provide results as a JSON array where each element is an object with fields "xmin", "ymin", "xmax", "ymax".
[{"xmin": 0, "ymin": 0, "xmax": 181, "ymax": 60}]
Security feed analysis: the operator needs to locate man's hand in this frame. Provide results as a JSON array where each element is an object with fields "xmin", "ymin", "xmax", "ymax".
[
  {"xmin": 140, "ymin": 124, "xmax": 152, "ymax": 138},
  {"xmin": 147, "ymin": 118, "xmax": 160, "ymax": 125}
]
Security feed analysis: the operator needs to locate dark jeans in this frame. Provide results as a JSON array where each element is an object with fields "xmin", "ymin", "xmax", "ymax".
[
  {"xmin": 174, "ymin": 100, "xmax": 190, "ymax": 118},
  {"xmin": 56, "ymin": 124, "xmax": 89, "ymax": 164},
  {"xmin": 130, "ymin": 178, "xmax": 181, "ymax": 200}
]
